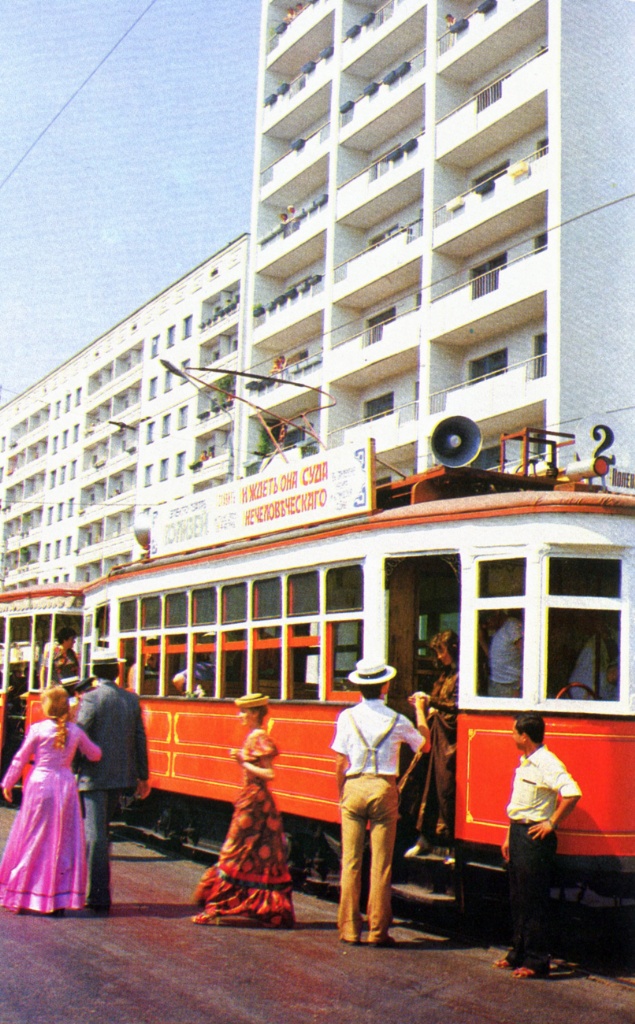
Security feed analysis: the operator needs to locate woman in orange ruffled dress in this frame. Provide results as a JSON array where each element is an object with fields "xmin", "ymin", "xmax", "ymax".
[{"xmin": 192, "ymin": 694, "xmax": 294, "ymax": 928}]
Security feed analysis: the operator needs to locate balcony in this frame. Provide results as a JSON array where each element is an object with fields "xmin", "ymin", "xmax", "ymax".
[
  {"xmin": 243, "ymin": 351, "xmax": 324, "ymax": 412},
  {"xmin": 252, "ymin": 275, "xmax": 325, "ymax": 349},
  {"xmin": 340, "ymin": 49, "xmax": 426, "ymax": 150},
  {"xmin": 428, "ymin": 354, "xmax": 547, "ymax": 425},
  {"xmin": 436, "ymin": 49, "xmax": 548, "ymax": 167},
  {"xmin": 257, "ymin": 198, "xmax": 328, "ymax": 276},
  {"xmin": 328, "ymin": 307, "xmax": 420, "ymax": 386},
  {"xmin": 437, "ymin": 0, "xmax": 546, "ymax": 82},
  {"xmin": 341, "ymin": 0, "xmax": 426, "ymax": 73},
  {"xmin": 263, "ymin": 53, "xmax": 332, "ymax": 138},
  {"xmin": 328, "ymin": 399, "xmax": 418, "ymax": 454},
  {"xmin": 429, "ymin": 242, "xmax": 548, "ymax": 345},
  {"xmin": 198, "ymin": 301, "xmax": 240, "ymax": 339},
  {"xmin": 337, "ymin": 133, "xmax": 424, "ymax": 227},
  {"xmin": 260, "ymin": 123, "xmax": 330, "ymax": 205},
  {"xmin": 333, "ymin": 216, "xmax": 423, "ymax": 307},
  {"xmin": 433, "ymin": 147, "xmax": 548, "ymax": 256},
  {"xmin": 267, "ymin": 0, "xmax": 334, "ymax": 70},
  {"xmin": 190, "ymin": 450, "xmax": 232, "ymax": 483}
]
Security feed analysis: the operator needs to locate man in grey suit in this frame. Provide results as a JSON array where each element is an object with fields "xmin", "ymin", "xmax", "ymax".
[{"xmin": 76, "ymin": 648, "xmax": 150, "ymax": 913}]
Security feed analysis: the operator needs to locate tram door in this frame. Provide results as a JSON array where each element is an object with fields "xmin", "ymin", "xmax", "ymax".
[{"xmin": 387, "ymin": 556, "xmax": 460, "ymax": 710}]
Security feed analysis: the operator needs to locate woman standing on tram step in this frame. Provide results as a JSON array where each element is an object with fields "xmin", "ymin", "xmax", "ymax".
[
  {"xmin": 0, "ymin": 686, "xmax": 102, "ymax": 915},
  {"xmin": 192, "ymin": 693, "xmax": 295, "ymax": 928}
]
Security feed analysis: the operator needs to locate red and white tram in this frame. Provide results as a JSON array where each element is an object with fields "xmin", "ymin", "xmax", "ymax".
[{"xmin": 1, "ymin": 438, "xmax": 634, "ymax": 901}]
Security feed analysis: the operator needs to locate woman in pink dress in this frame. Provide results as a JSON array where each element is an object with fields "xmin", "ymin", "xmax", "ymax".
[
  {"xmin": 192, "ymin": 693, "xmax": 294, "ymax": 928},
  {"xmin": 0, "ymin": 685, "xmax": 101, "ymax": 915}
]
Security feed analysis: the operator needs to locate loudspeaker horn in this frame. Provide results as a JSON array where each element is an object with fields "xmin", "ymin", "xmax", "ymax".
[{"xmin": 430, "ymin": 415, "xmax": 482, "ymax": 468}]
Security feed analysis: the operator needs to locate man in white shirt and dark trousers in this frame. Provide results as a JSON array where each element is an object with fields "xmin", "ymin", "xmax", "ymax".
[
  {"xmin": 495, "ymin": 712, "xmax": 581, "ymax": 978},
  {"xmin": 332, "ymin": 659, "xmax": 429, "ymax": 947}
]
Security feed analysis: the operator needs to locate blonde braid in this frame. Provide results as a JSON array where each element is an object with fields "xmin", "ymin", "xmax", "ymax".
[{"xmin": 41, "ymin": 686, "xmax": 70, "ymax": 748}]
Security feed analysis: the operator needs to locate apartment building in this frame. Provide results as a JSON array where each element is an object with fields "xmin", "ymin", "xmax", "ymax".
[
  {"xmin": 244, "ymin": 0, "xmax": 635, "ymax": 478},
  {"xmin": 0, "ymin": 236, "xmax": 248, "ymax": 589}
]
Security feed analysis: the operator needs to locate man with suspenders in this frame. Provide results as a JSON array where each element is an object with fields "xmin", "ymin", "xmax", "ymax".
[{"xmin": 332, "ymin": 659, "xmax": 430, "ymax": 946}]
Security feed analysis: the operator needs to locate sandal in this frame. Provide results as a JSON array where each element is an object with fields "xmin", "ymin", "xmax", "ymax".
[
  {"xmin": 191, "ymin": 912, "xmax": 220, "ymax": 926},
  {"xmin": 493, "ymin": 958, "xmax": 513, "ymax": 970},
  {"xmin": 512, "ymin": 967, "xmax": 538, "ymax": 979}
]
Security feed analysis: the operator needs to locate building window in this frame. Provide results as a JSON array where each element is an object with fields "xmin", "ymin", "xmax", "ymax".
[
  {"xmin": 177, "ymin": 406, "xmax": 188, "ymax": 430},
  {"xmin": 149, "ymin": 377, "xmax": 158, "ymax": 400},
  {"xmin": 65, "ymin": 537, "xmax": 72, "ymax": 556},
  {"xmin": 363, "ymin": 392, "xmax": 394, "ymax": 422},
  {"xmin": 59, "ymin": 466, "xmax": 66, "ymax": 485},
  {"xmin": 151, "ymin": 335, "xmax": 159, "ymax": 358},
  {"xmin": 65, "ymin": 394, "xmax": 71, "ymax": 413},
  {"xmin": 57, "ymin": 503, "xmax": 64, "ymax": 522},
  {"xmin": 50, "ymin": 470, "xmax": 56, "ymax": 488},
  {"xmin": 180, "ymin": 359, "xmax": 190, "ymax": 381},
  {"xmin": 55, "ymin": 541, "xmax": 61, "ymax": 559},
  {"xmin": 183, "ymin": 315, "xmax": 193, "ymax": 339},
  {"xmin": 164, "ymin": 370, "xmax": 173, "ymax": 392},
  {"xmin": 470, "ymin": 252, "xmax": 507, "ymax": 299},
  {"xmin": 534, "ymin": 232, "xmax": 548, "ymax": 253},
  {"xmin": 366, "ymin": 307, "xmax": 396, "ymax": 346},
  {"xmin": 468, "ymin": 348, "xmax": 508, "ymax": 382},
  {"xmin": 70, "ymin": 461, "xmax": 77, "ymax": 480},
  {"xmin": 531, "ymin": 334, "xmax": 547, "ymax": 379},
  {"xmin": 44, "ymin": 544, "xmax": 51, "ymax": 561},
  {"xmin": 146, "ymin": 422, "xmax": 155, "ymax": 444},
  {"xmin": 167, "ymin": 325, "xmax": 176, "ymax": 348},
  {"xmin": 144, "ymin": 465, "xmax": 153, "ymax": 487},
  {"xmin": 68, "ymin": 498, "xmax": 74, "ymax": 517},
  {"xmin": 62, "ymin": 430, "xmax": 69, "ymax": 448},
  {"xmin": 55, "ymin": 401, "xmax": 61, "ymax": 419},
  {"xmin": 52, "ymin": 437, "xmax": 58, "ymax": 454},
  {"xmin": 73, "ymin": 424, "xmax": 79, "ymax": 443},
  {"xmin": 161, "ymin": 414, "xmax": 171, "ymax": 437},
  {"xmin": 75, "ymin": 387, "xmax": 82, "ymax": 406},
  {"xmin": 160, "ymin": 458, "xmax": 169, "ymax": 482},
  {"xmin": 47, "ymin": 507, "xmax": 53, "ymax": 526},
  {"xmin": 175, "ymin": 452, "xmax": 186, "ymax": 476}
]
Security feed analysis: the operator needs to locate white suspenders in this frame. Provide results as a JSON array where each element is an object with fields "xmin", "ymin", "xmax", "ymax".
[{"xmin": 349, "ymin": 711, "xmax": 398, "ymax": 774}]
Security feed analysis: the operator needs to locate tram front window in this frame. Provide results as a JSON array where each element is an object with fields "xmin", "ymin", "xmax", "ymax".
[{"xmin": 546, "ymin": 557, "xmax": 621, "ymax": 701}]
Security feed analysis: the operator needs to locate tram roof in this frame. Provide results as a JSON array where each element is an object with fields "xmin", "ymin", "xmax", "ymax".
[{"xmin": 88, "ymin": 484, "xmax": 635, "ymax": 590}]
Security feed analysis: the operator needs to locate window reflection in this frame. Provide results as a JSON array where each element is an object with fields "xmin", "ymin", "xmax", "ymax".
[{"xmin": 547, "ymin": 608, "xmax": 619, "ymax": 700}]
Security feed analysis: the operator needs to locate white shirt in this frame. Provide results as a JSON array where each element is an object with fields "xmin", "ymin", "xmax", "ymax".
[
  {"xmin": 331, "ymin": 698, "xmax": 424, "ymax": 777},
  {"xmin": 507, "ymin": 744, "xmax": 582, "ymax": 821},
  {"xmin": 490, "ymin": 617, "xmax": 523, "ymax": 685}
]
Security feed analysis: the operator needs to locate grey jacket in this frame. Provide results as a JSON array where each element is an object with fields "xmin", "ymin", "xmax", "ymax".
[{"xmin": 76, "ymin": 680, "xmax": 149, "ymax": 791}]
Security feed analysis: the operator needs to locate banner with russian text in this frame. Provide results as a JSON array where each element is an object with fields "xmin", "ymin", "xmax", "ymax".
[{"xmin": 149, "ymin": 442, "xmax": 374, "ymax": 557}]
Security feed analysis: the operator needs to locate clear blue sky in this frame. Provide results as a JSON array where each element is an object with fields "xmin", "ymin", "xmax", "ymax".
[{"xmin": 0, "ymin": 0, "xmax": 262, "ymax": 401}]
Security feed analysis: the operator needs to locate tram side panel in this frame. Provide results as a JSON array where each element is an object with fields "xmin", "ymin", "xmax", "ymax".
[
  {"xmin": 141, "ymin": 698, "xmax": 342, "ymax": 824},
  {"xmin": 456, "ymin": 713, "xmax": 635, "ymax": 885}
]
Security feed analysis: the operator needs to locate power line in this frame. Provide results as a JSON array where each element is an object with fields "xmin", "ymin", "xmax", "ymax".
[{"xmin": 0, "ymin": 0, "xmax": 161, "ymax": 196}]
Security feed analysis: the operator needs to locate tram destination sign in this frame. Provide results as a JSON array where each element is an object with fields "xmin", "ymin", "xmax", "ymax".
[{"xmin": 149, "ymin": 441, "xmax": 374, "ymax": 557}]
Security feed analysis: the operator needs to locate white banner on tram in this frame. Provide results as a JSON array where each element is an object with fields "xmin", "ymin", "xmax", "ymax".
[{"xmin": 150, "ymin": 441, "xmax": 374, "ymax": 557}]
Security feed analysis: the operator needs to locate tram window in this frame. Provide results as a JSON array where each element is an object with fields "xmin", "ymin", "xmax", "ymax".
[
  {"xmin": 288, "ymin": 572, "xmax": 319, "ymax": 616},
  {"xmin": 95, "ymin": 604, "xmax": 110, "ymax": 645},
  {"xmin": 34, "ymin": 614, "xmax": 54, "ymax": 688},
  {"xmin": 221, "ymin": 629, "xmax": 247, "ymax": 698},
  {"xmin": 9, "ymin": 617, "xmax": 34, "ymax": 688},
  {"xmin": 330, "ymin": 620, "xmax": 363, "ymax": 692},
  {"xmin": 253, "ymin": 626, "xmax": 282, "ymax": 699},
  {"xmin": 141, "ymin": 596, "xmax": 162, "ymax": 630},
  {"xmin": 478, "ymin": 610, "xmax": 524, "ymax": 697},
  {"xmin": 222, "ymin": 583, "xmax": 247, "ymax": 624},
  {"xmin": 83, "ymin": 614, "xmax": 92, "ymax": 638},
  {"xmin": 193, "ymin": 588, "xmax": 216, "ymax": 625},
  {"xmin": 326, "ymin": 565, "xmax": 363, "ymax": 612},
  {"xmin": 478, "ymin": 559, "xmax": 525, "ymax": 598},
  {"xmin": 138, "ymin": 639, "xmax": 161, "ymax": 696},
  {"xmin": 549, "ymin": 558, "xmax": 621, "ymax": 598},
  {"xmin": 166, "ymin": 633, "xmax": 188, "ymax": 695},
  {"xmin": 193, "ymin": 632, "xmax": 216, "ymax": 696},
  {"xmin": 546, "ymin": 608, "xmax": 620, "ymax": 701},
  {"xmin": 121, "ymin": 638, "xmax": 137, "ymax": 691},
  {"xmin": 253, "ymin": 578, "xmax": 282, "ymax": 620},
  {"xmin": 288, "ymin": 622, "xmax": 320, "ymax": 700},
  {"xmin": 166, "ymin": 591, "xmax": 188, "ymax": 627},
  {"xmin": 119, "ymin": 600, "xmax": 138, "ymax": 633}
]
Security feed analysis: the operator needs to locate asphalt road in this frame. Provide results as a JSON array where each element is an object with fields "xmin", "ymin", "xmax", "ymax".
[{"xmin": 0, "ymin": 807, "xmax": 634, "ymax": 1024}]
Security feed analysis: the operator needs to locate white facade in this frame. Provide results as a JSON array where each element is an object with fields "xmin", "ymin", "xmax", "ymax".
[
  {"xmin": 0, "ymin": 236, "xmax": 249, "ymax": 589},
  {"xmin": 243, "ymin": 0, "xmax": 635, "ymax": 479}
]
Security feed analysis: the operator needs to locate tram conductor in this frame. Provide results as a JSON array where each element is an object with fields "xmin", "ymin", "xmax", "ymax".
[{"xmin": 332, "ymin": 659, "xmax": 429, "ymax": 946}]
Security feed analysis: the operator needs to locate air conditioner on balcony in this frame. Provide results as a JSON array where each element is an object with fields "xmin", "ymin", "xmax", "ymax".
[
  {"xmin": 446, "ymin": 195, "xmax": 465, "ymax": 213},
  {"xmin": 508, "ymin": 160, "xmax": 529, "ymax": 178}
]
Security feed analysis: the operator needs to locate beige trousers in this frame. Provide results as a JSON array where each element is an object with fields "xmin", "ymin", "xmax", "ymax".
[{"xmin": 338, "ymin": 775, "xmax": 398, "ymax": 943}]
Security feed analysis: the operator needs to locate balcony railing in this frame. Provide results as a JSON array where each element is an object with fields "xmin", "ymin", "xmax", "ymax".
[
  {"xmin": 264, "ymin": 50, "xmax": 333, "ymax": 113},
  {"xmin": 253, "ymin": 275, "xmax": 325, "ymax": 328},
  {"xmin": 333, "ymin": 216, "xmax": 423, "ymax": 284},
  {"xmin": 327, "ymin": 399, "xmax": 418, "ymax": 448},
  {"xmin": 431, "ymin": 235, "xmax": 547, "ymax": 302},
  {"xmin": 267, "ymin": 0, "xmax": 332, "ymax": 54},
  {"xmin": 437, "ymin": 0, "xmax": 512, "ymax": 57},
  {"xmin": 338, "ymin": 132, "xmax": 423, "ymax": 204},
  {"xmin": 429, "ymin": 353, "xmax": 547, "ymax": 415},
  {"xmin": 343, "ymin": 0, "xmax": 412, "ymax": 48},
  {"xmin": 436, "ymin": 48, "xmax": 547, "ymax": 128},
  {"xmin": 433, "ymin": 146, "xmax": 548, "ymax": 228},
  {"xmin": 260, "ymin": 122, "xmax": 330, "ymax": 188},
  {"xmin": 339, "ymin": 49, "xmax": 426, "ymax": 128},
  {"xmin": 259, "ymin": 195, "xmax": 328, "ymax": 250}
]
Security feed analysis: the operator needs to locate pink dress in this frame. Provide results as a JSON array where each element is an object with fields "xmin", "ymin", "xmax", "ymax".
[{"xmin": 0, "ymin": 720, "xmax": 101, "ymax": 913}]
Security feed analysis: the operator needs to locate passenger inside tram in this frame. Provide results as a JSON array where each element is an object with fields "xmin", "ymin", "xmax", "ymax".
[{"xmin": 478, "ymin": 610, "xmax": 524, "ymax": 698}]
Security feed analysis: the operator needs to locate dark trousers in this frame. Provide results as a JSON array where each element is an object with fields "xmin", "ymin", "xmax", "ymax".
[
  {"xmin": 81, "ymin": 790, "xmax": 121, "ymax": 909},
  {"xmin": 506, "ymin": 821, "xmax": 557, "ymax": 974}
]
